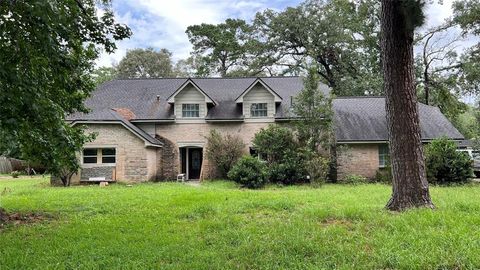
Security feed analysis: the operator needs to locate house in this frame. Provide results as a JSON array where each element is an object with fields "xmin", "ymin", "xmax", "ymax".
[{"xmin": 65, "ymin": 76, "xmax": 464, "ymax": 184}]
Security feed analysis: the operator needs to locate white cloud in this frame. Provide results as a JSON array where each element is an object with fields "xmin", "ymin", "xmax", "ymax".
[
  {"xmin": 423, "ymin": 0, "xmax": 455, "ymax": 28},
  {"xmin": 96, "ymin": 0, "xmax": 277, "ymax": 67},
  {"xmin": 96, "ymin": 0, "xmax": 475, "ymax": 68}
]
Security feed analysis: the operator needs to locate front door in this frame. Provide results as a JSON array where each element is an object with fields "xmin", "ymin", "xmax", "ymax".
[{"xmin": 188, "ymin": 148, "xmax": 202, "ymax": 179}]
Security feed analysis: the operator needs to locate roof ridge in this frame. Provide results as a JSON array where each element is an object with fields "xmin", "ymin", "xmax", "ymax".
[
  {"xmin": 334, "ymin": 96, "xmax": 385, "ymax": 99},
  {"xmin": 111, "ymin": 75, "xmax": 301, "ymax": 81}
]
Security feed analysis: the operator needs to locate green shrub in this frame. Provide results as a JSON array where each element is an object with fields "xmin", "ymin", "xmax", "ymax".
[
  {"xmin": 267, "ymin": 149, "xmax": 309, "ymax": 185},
  {"xmin": 252, "ymin": 124, "xmax": 298, "ymax": 164},
  {"xmin": 205, "ymin": 129, "xmax": 245, "ymax": 178},
  {"xmin": 342, "ymin": 174, "xmax": 368, "ymax": 185},
  {"xmin": 227, "ymin": 156, "xmax": 267, "ymax": 189},
  {"xmin": 11, "ymin": 171, "xmax": 20, "ymax": 178},
  {"xmin": 374, "ymin": 167, "xmax": 392, "ymax": 184},
  {"xmin": 252, "ymin": 125, "xmax": 308, "ymax": 184},
  {"xmin": 305, "ymin": 154, "xmax": 330, "ymax": 187},
  {"xmin": 425, "ymin": 138, "xmax": 473, "ymax": 185}
]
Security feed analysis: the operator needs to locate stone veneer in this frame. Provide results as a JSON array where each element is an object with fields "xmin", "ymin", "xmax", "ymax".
[
  {"xmin": 68, "ymin": 122, "xmax": 384, "ymax": 184},
  {"xmin": 70, "ymin": 124, "xmax": 160, "ymax": 184},
  {"xmin": 155, "ymin": 122, "xmax": 275, "ymax": 180},
  {"xmin": 80, "ymin": 166, "xmax": 116, "ymax": 181},
  {"xmin": 337, "ymin": 143, "xmax": 382, "ymax": 180}
]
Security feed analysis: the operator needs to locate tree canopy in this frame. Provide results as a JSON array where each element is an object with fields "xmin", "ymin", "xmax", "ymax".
[
  {"xmin": 184, "ymin": 0, "xmax": 382, "ymax": 95},
  {"xmin": 186, "ymin": 19, "xmax": 254, "ymax": 77},
  {"xmin": 0, "ymin": 0, "xmax": 131, "ymax": 185},
  {"xmin": 292, "ymin": 66, "xmax": 333, "ymax": 152},
  {"xmin": 252, "ymin": 0, "xmax": 382, "ymax": 96},
  {"xmin": 91, "ymin": 66, "xmax": 117, "ymax": 86},
  {"xmin": 116, "ymin": 48, "xmax": 175, "ymax": 79}
]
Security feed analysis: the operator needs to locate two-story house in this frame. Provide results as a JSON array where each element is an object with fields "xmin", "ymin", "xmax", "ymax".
[{"xmin": 67, "ymin": 76, "xmax": 464, "ymax": 184}]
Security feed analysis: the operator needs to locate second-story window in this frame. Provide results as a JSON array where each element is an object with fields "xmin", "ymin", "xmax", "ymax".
[
  {"xmin": 250, "ymin": 103, "xmax": 268, "ymax": 117},
  {"xmin": 182, "ymin": 104, "xmax": 200, "ymax": 117}
]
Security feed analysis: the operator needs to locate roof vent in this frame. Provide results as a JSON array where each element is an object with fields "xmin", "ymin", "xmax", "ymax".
[{"xmin": 156, "ymin": 95, "xmax": 160, "ymax": 101}]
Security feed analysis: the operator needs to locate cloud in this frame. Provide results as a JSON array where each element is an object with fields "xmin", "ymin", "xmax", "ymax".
[
  {"xmin": 96, "ymin": 0, "xmax": 470, "ymax": 68},
  {"xmin": 97, "ymin": 0, "xmax": 298, "ymax": 67},
  {"xmin": 423, "ymin": 0, "xmax": 454, "ymax": 28}
]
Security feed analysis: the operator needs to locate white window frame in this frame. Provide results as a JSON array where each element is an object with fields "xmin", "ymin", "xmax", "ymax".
[
  {"xmin": 182, "ymin": 104, "xmax": 200, "ymax": 118},
  {"xmin": 82, "ymin": 148, "xmax": 117, "ymax": 165},
  {"xmin": 250, "ymin": 103, "xmax": 268, "ymax": 117},
  {"xmin": 378, "ymin": 144, "xmax": 389, "ymax": 168},
  {"xmin": 101, "ymin": 148, "xmax": 116, "ymax": 164},
  {"xmin": 82, "ymin": 148, "xmax": 98, "ymax": 164}
]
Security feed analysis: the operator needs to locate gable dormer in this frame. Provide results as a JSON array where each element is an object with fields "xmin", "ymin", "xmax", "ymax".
[
  {"xmin": 235, "ymin": 78, "xmax": 282, "ymax": 119},
  {"xmin": 167, "ymin": 79, "xmax": 216, "ymax": 120}
]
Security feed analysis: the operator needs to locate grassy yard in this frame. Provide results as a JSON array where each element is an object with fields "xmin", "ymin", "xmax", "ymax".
[{"xmin": 0, "ymin": 177, "xmax": 479, "ymax": 269}]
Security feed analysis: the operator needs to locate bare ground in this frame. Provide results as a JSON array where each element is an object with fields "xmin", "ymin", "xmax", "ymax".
[{"xmin": 0, "ymin": 208, "xmax": 53, "ymax": 228}]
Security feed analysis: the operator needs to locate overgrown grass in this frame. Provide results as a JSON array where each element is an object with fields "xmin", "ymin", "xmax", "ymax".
[{"xmin": 1, "ymin": 177, "xmax": 479, "ymax": 269}]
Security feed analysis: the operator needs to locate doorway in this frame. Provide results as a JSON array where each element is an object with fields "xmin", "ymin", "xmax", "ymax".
[{"xmin": 180, "ymin": 147, "xmax": 203, "ymax": 180}]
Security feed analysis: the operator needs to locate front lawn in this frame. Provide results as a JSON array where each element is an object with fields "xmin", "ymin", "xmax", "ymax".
[{"xmin": 0, "ymin": 177, "xmax": 479, "ymax": 269}]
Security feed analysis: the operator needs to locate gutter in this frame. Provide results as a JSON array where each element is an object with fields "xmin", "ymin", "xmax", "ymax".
[{"xmin": 130, "ymin": 119, "xmax": 175, "ymax": 123}]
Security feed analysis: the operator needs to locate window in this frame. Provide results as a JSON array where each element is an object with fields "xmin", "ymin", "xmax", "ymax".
[
  {"xmin": 102, "ymin": 148, "xmax": 116, "ymax": 164},
  {"xmin": 249, "ymin": 147, "xmax": 267, "ymax": 160},
  {"xmin": 378, "ymin": 145, "xmax": 389, "ymax": 168},
  {"xmin": 250, "ymin": 103, "xmax": 267, "ymax": 117},
  {"xmin": 82, "ymin": 148, "xmax": 116, "ymax": 164},
  {"xmin": 182, "ymin": 104, "xmax": 200, "ymax": 118},
  {"xmin": 473, "ymin": 150, "xmax": 480, "ymax": 161},
  {"xmin": 83, "ymin": 149, "xmax": 97, "ymax": 164}
]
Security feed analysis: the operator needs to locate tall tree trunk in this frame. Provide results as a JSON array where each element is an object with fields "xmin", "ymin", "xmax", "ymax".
[
  {"xmin": 424, "ymin": 68, "xmax": 430, "ymax": 105},
  {"xmin": 381, "ymin": 0, "xmax": 434, "ymax": 211}
]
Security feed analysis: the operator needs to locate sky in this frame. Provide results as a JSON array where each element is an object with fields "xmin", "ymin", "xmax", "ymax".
[{"xmin": 96, "ymin": 0, "xmax": 461, "ymax": 68}]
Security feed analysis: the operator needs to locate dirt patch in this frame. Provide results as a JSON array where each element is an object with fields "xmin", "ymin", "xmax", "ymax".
[
  {"xmin": 0, "ymin": 208, "xmax": 53, "ymax": 228},
  {"xmin": 319, "ymin": 218, "xmax": 354, "ymax": 229}
]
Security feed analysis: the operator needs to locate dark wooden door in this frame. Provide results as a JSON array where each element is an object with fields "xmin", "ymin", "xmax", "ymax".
[{"xmin": 188, "ymin": 148, "xmax": 202, "ymax": 179}]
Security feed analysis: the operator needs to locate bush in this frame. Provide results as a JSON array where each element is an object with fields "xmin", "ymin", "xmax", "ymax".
[
  {"xmin": 342, "ymin": 174, "xmax": 368, "ymax": 185},
  {"xmin": 205, "ymin": 130, "xmax": 245, "ymax": 178},
  {"xmin": 425, "ymin": 138, "xmax": 473, "ymax": 185},
  {"xmin": 305, "ymin": 154, "xmax": 330, "ymax": 187},
  {"xmin": 252, "ymin": 124, "xmax": 298, "ymax": 164},
  {"xmin": 374, "ymin": 167, "xmax": 392, "ymax": 184},
  {"xmin": 253, "ymin": 125, "xmax": 309, "ymax": 184},
  {"xmin": 11, "ymin": 171, "xmax": 20, "ymax": 178},
  {"xmin": 267, "ymin": 149, "xmax": 309, "ymax": 185},
  {"xmin": 227, "ymin": 156, "xmax": 267, "ymax": 189}
]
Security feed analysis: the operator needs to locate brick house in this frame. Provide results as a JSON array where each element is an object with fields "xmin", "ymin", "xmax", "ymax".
[{"xmin": 67, "ymin": 77, "xmax": 464, "ymax": 184}]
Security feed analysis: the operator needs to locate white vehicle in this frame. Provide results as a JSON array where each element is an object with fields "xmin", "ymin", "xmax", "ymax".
[{"xmin": 458, "ymin": 149, "xmax": 480, "ymax": 177}]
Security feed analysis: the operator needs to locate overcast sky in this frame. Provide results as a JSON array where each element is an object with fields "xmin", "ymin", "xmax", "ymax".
[{"xmin": 96, "ymin": 0, "xmax": 460, "ymax": 67}]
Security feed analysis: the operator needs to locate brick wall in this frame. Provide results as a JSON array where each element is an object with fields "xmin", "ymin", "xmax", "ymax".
[
  {"xmin": 337, "ymin": 144, "xmax": 381, "ymax": 180},
  {"xmin": 69, "ymin": 122, "xmax": 385, "ymax": 184},
  {"xmin": 70, "ymin": 124, "xmax": 159, "ymax": 184},
  {"xmin": 155, "ymin": 135, "xmax": 178, "ymax": 180},
  {"xmin": 155, "ymin": 122, "xmax": 274, "ymax": 180}
]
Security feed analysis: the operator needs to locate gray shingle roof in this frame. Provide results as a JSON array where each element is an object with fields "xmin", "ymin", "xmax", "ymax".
[
  {"xmin": 69, "ymin": 77, "xmax": 464, "ymax": 142},
  {"xmin": 68, "ymin": 76, "xmax": 322, "ymax": 121},
  {"xmin": 333, "ymin": 97, "xmax": 464, "ymax": 142}
]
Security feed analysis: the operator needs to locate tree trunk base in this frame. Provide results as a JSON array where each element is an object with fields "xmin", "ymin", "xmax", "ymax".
[
  {"xmin": 0, "ymin": 208, "xmax": 9, "ymax": 224},
  {"xmin": 386, "ymin": 197, "xmax": 435, "ymax": 212}
]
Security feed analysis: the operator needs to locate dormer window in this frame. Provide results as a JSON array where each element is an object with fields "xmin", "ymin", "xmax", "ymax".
[
  {"xmin": 251, "ymin": 103, "xmax": 268, "ymax": 117},
  {"xmin": 182, "ymin": 104, "xmax": 200, "ymax": 118}
]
